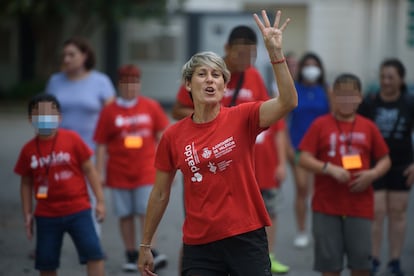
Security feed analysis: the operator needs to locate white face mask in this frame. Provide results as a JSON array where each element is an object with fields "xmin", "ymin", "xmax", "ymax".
[{"xmin": 302, "ymin": 65, "xmax": 321, "ymax": 83}]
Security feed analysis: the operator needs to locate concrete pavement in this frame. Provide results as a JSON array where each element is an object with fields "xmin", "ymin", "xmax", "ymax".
[{"xmin": 0, "ymin": 106, "xmax": 413, "ymax": 276}]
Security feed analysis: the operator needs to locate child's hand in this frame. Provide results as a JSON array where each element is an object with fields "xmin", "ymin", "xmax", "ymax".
[
  {"xmin": 95, "ymin": 200, "xmax": 105, "ymax": 223},
  {"xmin": 403, "ymin": 163, "xmax": 414, "ymax": 187},
  {"xmin": 24, "ymin": 213, "xmax": 33, "ymax": 240},
  {"xmin": 327, "ymin": 163, "xmax": 351, "ymax": 183},
  {"xmin": 275, "ymin": 164, "xmax": 287, "ymax": 182},
  {"xmin": 349, "ymin": 170, "xmax": 376, "ymax": 192}
]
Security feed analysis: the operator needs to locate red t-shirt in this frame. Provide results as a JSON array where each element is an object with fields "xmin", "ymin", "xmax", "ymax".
[
  {"xmin": 14, "ymin": 129, "xmax": 92, "ymax": 217},
  {"xmin": 299, "ymin": 114, "xmax": 389, "ymax": 219},
  {"xmin": 156, "ymin": 102, "xmax": 272, "ymax": 245},
  {"xmin": 94, "ymin": 97, "xmax": 170, "ymax": 189},
  {"xmin": 255, "ymin": 120, "xmax": 286, "ymax": 190},
  {"xmin": 176, "ymin": 66, "xmax": 270, "ymax": 108}
]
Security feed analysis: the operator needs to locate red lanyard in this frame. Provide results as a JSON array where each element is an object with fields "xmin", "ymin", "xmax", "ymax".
[
  {"xmin": 35, "ymin": 133, "xmax": 58, "ymax": 180},
  {"xmin": 334, "ymin": 117, "xmax": 356, "ymax": 152}
]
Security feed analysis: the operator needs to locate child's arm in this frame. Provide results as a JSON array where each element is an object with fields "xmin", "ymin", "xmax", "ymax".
[
  {"xmin": 95, "ymin": 144, "xmax": 106, "ymax": 186},
  {"xmin": 275, "ymin": 128, "xmax": 287, "ymax": 182},
  {"xmin": 82, "ymin": 159, "xmax": 105, "ymax": 222},
  {"xmin": 299, "ymin": 151, "xmax": 351, "ymax": 183},
  {"xmin": 20, "ymin": 175, "xmax": 33, "ymax": 240}
]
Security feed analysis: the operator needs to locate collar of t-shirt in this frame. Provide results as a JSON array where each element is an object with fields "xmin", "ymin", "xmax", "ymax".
[{"xmin": 116, "ymin": 97, "xmax": 138, "ymax": 108}]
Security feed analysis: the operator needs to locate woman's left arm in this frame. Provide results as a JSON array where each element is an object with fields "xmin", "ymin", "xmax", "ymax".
[{"xmin": 253, "ymin": 10, "xmax": 298, "ymax": 128}]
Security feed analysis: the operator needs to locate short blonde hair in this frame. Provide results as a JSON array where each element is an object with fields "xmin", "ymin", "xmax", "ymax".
[{"xmin": 182, "ymin": 51, "xmax": 231, "ymax": 84}]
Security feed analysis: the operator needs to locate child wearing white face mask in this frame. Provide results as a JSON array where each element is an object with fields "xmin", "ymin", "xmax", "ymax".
[
  {"xmin": 14, "ymin": 94, "xmax": 106, "ymax": 276},
  {"xmin": 285, "ymin": 52, "xmax": 332, "ymax": 248}
]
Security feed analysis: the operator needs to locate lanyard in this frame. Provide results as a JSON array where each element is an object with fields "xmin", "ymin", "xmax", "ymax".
[
  {"xmin": 334, "ymin": 117, "xmax": 356, "ymax": 152},
  {"xmin": 35, "ymin": 133, "xmax": 58, "ymax": 180}
]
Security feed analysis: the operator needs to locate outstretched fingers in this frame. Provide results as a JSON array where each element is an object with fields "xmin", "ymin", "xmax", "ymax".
[
  {"xmin": 253, "ymin": 10, "xmax": 290, "ymax": 33},
  {"xmin": 253, "ymin": 13, "xmax": 265, "ymax": 33},
  {"xmin": 273, "ymin": 10, "xmax": 281, "ymax": 28},
  {"xmin": 279, "ymin": 17, "xmax": 291, "ymax": 32}
]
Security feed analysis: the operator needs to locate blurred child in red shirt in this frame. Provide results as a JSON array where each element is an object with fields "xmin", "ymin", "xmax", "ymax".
[
  {"xmin": 298, "ymin": 73, "xmax": 391, "ymax": 276},
  {"xmin": 94, "ymin": 64, "xmax": 169, "ymax": 272}
]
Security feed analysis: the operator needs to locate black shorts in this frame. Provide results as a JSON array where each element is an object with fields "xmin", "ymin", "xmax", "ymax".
[
  {"xmin": 182, "ymin": 228, "xmax": 271, "ymax": 276},
  {"xmin": 373, "ymin": 165, "xmax": 412, "ymax": 191}
]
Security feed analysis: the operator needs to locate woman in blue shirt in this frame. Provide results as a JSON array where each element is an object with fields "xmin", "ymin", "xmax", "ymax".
[
  {"xmin": 46, "ymin": 37, "xmax": 116, "ymax": 237},
  {"xmin": 288, "ymin": 52, "xmax": 331, "ymax": 248}
]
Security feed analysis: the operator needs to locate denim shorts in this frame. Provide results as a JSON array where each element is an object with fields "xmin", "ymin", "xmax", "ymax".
[
  {"xmin": 35, "ymin": 209, "xmax": 104, "ymax": 271},
  {"xmin": 110, "ymin": 185, "xmax": 152, "ymax": 217},
  {"xmin": 182, "ymin": 227, "xmax": 272, "ymax": 276}
]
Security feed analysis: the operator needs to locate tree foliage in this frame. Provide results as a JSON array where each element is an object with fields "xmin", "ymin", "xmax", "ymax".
[{"xmin": 0, "ymin": 0, "xmax": 169, "ymax": 80}]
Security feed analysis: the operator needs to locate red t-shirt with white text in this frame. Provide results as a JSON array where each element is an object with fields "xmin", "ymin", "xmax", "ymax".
[
  {"xmin": 156, "ymin": 102, "xmax": 271, "ymax": 245},
  {"xmin": 299, "ymin": 114, "xmax": 389, "ymax": 219},
  {"xmin": 255, "ymin": 120, "xmax": 286, "ymax": 190},
  {"xmin": 14, "ymin": 129, "xmax": 92, "ymax": 217},
  {"xmin": 94, "ymin": 96, "xmax": 170, "ymax": 188}
]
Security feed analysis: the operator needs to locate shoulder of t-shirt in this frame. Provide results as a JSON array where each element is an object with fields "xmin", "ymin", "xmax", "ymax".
[
  {"xmin": 225, "ymin": 101, "xmax": 262, "ymax": 120},
  {"xmin": 244, "ymin": 66, "xmax": 262, "ymax": 78},
  {"xmin": 101, "ymin": 100, "xmax": 117, "ymax": 112},
  {"xmin": 20, "ymin": 136, "xmax": 37, "ymax": 152},
  {"xmin": 231, "ymin": 101, "xmax": 261, "ymax": 110},
  {"xmin": 162, "ymin": 117, "xmax": 190, "ymax": 137},
  {"xmin": 312, "ymin": 113, "xmax": 332, "ymax": 126},
  {"xmin": 356, "ymin": 114, "xmax": 380, "ymax": 134},
  {"xmin": 58, "ymin": 129, "xmax": 83, "ymax": 141},
  {"xmin": 46, "ymin": 72, "xmax": 65, "ymax": 88},
  {"xmin": 89, "ymin": 70, "xmax": 110, "ymax": 80},
  {"xmin": 90, "ymin": 70, "xmax": 115, "ymax": 86},
  {"xmin": 139, "ymin": 95, "xmax": 162, "ymax": 106},
  {"xmin": 52, "ymin": 71, "xmax": 65, "ymax": 79}
]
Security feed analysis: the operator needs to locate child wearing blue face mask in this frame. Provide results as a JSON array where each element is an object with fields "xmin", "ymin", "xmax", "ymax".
[{"xmin": 14, "ymin": 94, "xmax": 106, "ymax": 276}]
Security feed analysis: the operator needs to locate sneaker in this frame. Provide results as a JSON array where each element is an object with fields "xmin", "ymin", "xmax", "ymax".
[
  {"xmin": 388, "ymin": 259, "xmax": 404, "ymax": 276},
  {"xmin": 293, "ymin": 233, "xmax": 309, "ymax": 248},
  {"xmin": 122, "ymin": 250, "xmax": 138, "ymax": 272},
  {"xmin": 152, "ymin": 249, "xmax": 168, "ymax": 271},
  {"xmin": 370, "ymin": 257, "xmax": 380, "ymax": 276},
  {"xmin": 269, "ymin": 253, "xmax": 289, "ymax": 274}
]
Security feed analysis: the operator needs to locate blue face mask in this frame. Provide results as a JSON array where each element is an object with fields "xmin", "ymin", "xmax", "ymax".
[{"xmin": 31, "ymin": 115, "xmax": 60, "ymax": 135}]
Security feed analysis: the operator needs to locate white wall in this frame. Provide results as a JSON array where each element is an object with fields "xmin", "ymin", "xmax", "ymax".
[
  {"xmin": 182, "ymin": 0, "xmax": 414, "ymax": 92},
  {"xmin": 119, "ymin": 17, "xmax": 187, "ymax": 105}
]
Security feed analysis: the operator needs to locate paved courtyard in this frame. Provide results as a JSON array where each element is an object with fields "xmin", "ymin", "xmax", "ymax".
[{"xmin": 0, "ymin": 105, "xmax": 413, "ymax": 276}]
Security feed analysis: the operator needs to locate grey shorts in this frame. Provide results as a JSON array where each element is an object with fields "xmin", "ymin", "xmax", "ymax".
[
  {"xmin": 260, "ymin": 188, "xmax": 282, "ymax": 217},
  {"xmin": 312, "ymin": 212, "xmax": 371, "ymax": 272},
  {"xmin": 110, "ymin": 185, "xmax": 153, "ymax": 217}
]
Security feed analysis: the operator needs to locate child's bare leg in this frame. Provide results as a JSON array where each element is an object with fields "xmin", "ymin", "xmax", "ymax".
[{"xmin": 87, "ymin": 259, "xmax": 105, "ymax": 276}]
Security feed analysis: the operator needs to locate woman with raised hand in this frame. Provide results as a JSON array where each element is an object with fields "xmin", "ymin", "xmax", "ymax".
[{"xmin": 138, "ymin": 10, "xmax": 297, "ymax": 276}]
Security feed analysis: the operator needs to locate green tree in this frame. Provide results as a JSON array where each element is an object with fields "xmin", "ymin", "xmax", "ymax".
[{"xmin": 0, "ymin": 0, "xmax": 171, "ymax": 80}]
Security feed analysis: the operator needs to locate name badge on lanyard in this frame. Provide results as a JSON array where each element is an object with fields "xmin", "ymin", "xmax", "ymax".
[
  {"xmin": 36, "ymin": 178, "xmax": 49, "ymax": 199},
  {"xmin": 341, "ymin": 154, "xmax": 362, "ymax": 170},
  {"xmin": 124, "ymin": 135, "xmax": 143, "ymax": 149}
]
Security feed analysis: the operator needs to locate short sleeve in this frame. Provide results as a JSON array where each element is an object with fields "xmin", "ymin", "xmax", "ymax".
[
  {"xmin": 14, "ymin": 146, "xmax": 31, "ymax": 176},
  {"xmin": 298, "ymin": 118, "xmax": 321, "ymax": 155},
  {"xmin": 99, "ymin": 73, "xmax": 116, "ymax": 102}
]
